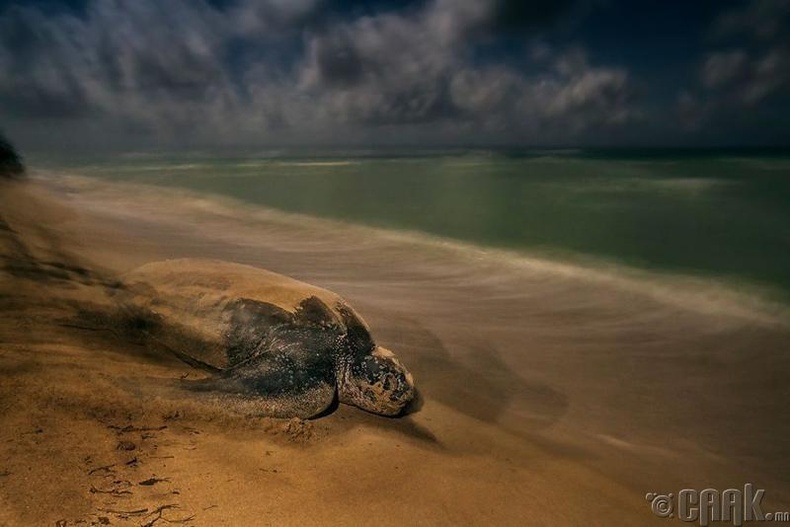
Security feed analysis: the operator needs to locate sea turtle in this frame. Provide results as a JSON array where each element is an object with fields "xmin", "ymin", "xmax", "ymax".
[{"xmin": 119, "ymin": 258, "xmax": 415, "ymax": 418}]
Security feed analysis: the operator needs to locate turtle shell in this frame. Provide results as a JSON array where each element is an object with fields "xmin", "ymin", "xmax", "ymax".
[{"xmin": 121, "ymin": 258, "xmax": 374, "ymax": 371}]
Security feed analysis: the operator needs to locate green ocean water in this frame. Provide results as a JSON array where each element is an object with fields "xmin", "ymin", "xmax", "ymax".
[{"xmin": 37, "ymin": 148, "xmax": 790, "ymax": 300}]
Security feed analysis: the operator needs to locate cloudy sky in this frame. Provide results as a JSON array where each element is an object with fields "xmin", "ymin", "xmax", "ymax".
[{"xmin": 0, "ymin": 0, "xmax": 788, "ymax": 151}]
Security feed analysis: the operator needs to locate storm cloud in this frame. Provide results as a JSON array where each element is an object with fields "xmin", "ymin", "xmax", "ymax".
[
  {"xmin": 0, "ymin": 0, "xmax": 784, "ymax": 149},
  {"xmin": 679, "ymin": 0, "xmax": 790, "ymax": 135}
]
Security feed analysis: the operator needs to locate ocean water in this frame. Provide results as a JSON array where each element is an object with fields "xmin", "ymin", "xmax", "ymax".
[{"xmin": 36, "ymin": 148, "xmax": 790, "ymax": 301}]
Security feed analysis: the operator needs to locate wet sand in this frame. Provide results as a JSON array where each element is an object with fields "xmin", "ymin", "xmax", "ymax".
[{"xmin": 1, "ymin": 175, "xmax": 789, "ymax": 526}]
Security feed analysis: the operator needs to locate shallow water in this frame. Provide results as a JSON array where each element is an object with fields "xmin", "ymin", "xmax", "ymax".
[{"xmin": 35, "ymin": 147, "xmax": 790, "ymax": 301}]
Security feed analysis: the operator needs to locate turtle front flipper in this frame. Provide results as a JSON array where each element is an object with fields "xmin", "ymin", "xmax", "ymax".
[
  {"xmin": 183, "ymin": 364, "xmax": 337, "ymax": 419},
  {"xmin": 184, "ymin": 327, "xmax": 340, "ymax": 419}
]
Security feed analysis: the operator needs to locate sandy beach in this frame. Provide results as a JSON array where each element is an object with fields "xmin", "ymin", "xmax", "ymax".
[{"xmin": 1, "ymin": 174, "xmax": 789, "ymax": 526}]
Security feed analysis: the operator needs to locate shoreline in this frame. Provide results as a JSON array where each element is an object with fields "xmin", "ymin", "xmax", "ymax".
[
  {"xmin": 48, "ymin": 172, "xmax": 790, "ymax": 324},
  {"xmin": 31, "ymin": 146, "xmax": 790, "ymax": 305},
  {"xmin": 1, "ymin": 176, "xmax": 789, "ymax": 525}
]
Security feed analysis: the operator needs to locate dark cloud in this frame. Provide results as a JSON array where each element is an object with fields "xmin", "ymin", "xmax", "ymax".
[
  {"xmin": 310, "ymin": 31, "xmax": 367, "ymax": 88},
  {"xmin": 700, "ymin": 51, "xmax": 749, "ymax": 89},
  {"xmin": 0, "ymin": 6, "xmax": 98, "ymax": 118},
  {"xmin": 0, "ymin": 82, "xmax": 93, "ymax": 120},
  {"xmin": 128, "ymin": 42, "xmax": 224, "ymax": 99},
  {"xmin": 712, "ymin": 0, "xmax": 790, "ymax": 41},
  {"xmin": 295, "ymin": 1, "xmax": 635, "ymax": 132},
  {"xmin": 449, "ymin": 49, "xmax": 635, "ymax": 137},
  {"xmin": 679, "ymin": 0, "xmax": 790, "ymax": 132},
  {"xmin": 363, "ymin": 85, "xmax": 459, "ymax": 125},
  {"xmin": 0, "ymin": 0, "xmax": 638, "ymax": 148},
  {"xmin": 690, "ymin": 47, "xmax": 789, "ymax": 120}
]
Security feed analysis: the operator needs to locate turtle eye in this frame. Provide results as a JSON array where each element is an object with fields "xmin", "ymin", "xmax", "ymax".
[{"xmin": 382, "ymin": 374, "xmax": 393, "ymax": 391}]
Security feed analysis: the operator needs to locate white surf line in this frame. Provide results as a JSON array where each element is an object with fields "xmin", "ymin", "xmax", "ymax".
[
  {"xmin": 44, "ymin": 172, "xmax": 790, "ymax": 328},
  {"xmin": 275, "ymin": 161, "xmax": 360, "ymax": 167}
]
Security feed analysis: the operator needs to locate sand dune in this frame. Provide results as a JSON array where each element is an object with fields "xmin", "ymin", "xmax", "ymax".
[{"xmin": 1, "ymin": 176, "xmax": 788, "ymax": 525}]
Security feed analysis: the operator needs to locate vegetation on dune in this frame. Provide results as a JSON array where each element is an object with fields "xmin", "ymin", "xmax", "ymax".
[{"xmin": 0, "ymin": 132, "xmax": 25, "ymax": 178}]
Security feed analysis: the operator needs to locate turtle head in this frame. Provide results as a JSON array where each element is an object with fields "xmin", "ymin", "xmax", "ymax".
[{"xmin": 339, "ymin": 345, "xmax": 415, "ymax": 416}]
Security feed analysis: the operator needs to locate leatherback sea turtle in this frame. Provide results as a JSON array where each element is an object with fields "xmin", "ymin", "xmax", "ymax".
[{"xmin": 121, "ymin": 259, "xmax": 415, "ymax": 418}]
